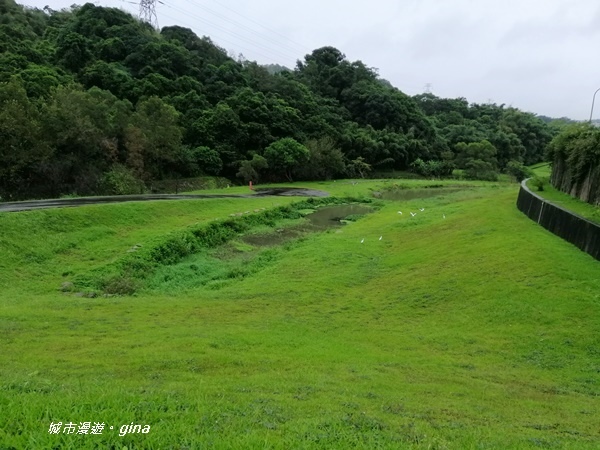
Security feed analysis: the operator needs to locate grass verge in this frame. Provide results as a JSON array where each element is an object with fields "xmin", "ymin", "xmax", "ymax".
[{"xmin": 525, "ymin": 178, "xmax": 600, "ymax": 224}]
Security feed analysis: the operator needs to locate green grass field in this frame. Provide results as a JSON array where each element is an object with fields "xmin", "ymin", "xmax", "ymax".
[
  {"xmin": 529, "ymin": 162, "xmax": 552, "ymax": 179},
  {"xmin": 1, "ymin": 179, "xmax": 599, "ymax": 449}
]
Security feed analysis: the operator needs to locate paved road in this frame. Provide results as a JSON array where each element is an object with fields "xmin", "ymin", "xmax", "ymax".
[{"xmin": 0, "ymin": 188, "xmax": 329, "ymax": 213}]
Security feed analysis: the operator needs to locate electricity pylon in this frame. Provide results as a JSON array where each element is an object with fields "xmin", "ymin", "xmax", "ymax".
[{"xmin": 139, "ymin": 0, "xmax": 158, "ymax": 29}]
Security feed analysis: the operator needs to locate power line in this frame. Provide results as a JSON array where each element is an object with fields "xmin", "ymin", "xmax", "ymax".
[
  {"xmin": 111, "ymin": 0, "xmax": 137, "ymax": 5},
  {"xmin": 180, "ymin": 0, "xmax": 308, "ymax": 58},
  {"xmin": 209, "ymin": 0, "xmax": 309, "ymax": 54},
  {"xmin": 99, "ymin": 0, "xmax": 296, "ymax": 65},
  {"xmin": 157, "ymin": 6, "xmax": 287, "ymax": 64},
  {"xmin": 159, "ymin": 1, "xmax": 298, "ymax": 63}
]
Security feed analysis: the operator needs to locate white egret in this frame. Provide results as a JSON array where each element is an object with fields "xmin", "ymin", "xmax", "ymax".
[
  {"xmin": 398, "ymin": 211, "xmax": 403, "ymax": 215},
  {"xmin": 379, "ymin": 236, "xmax": 382, "ymax": 240},
  {"xmin": 361, "ymin": 238, "xmax": 364, "ymax": 244},
  {"xmin": 410, "ymin": 212, "xmax": 416, "ymax": 217},
  {"xmin": 419, "ymin": 208, "xmax": 425, "ymax": 212}
]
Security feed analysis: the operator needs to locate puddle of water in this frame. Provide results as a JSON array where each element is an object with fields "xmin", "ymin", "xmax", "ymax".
[
  {"xmin": 241, "ymin": 225, "xmax": 311, "ymax": 247},
  {"xmin": 305, "ymin": 204, "xmax": 373, "ymax": 228},
  {"xmin": 378, "ymin": 188, "xmax": 466, "ymax": 201},
  {"xmin": 241, "ymin": 204, "xmax": 373, "ymax": 248}
]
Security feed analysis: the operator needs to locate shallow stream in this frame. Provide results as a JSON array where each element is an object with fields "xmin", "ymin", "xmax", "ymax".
[{"xmin": 241, "ymin": 204, "xmax": 373, "ymax": 247}]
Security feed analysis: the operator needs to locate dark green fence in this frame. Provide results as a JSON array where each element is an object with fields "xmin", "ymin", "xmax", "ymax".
[{"xmin": 517, "ymin": 179, "xmax": 600, "ymax": 261}]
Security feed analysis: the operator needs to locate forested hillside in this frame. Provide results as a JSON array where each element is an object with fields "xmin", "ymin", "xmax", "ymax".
[{"xmin": 1, "ymin": 0, "xmax": 556, "ymax": 200}]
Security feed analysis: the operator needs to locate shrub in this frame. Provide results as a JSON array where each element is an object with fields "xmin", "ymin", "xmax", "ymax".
[
  {"xmin": 410, "ymin": 158, "xmax": 454, "ymax": 178},
  {"xmin": 530, "ymin": 176, "xmax": 546, "ymax": 191},
  {"xmin": 506, "ymin": 160, "xmax": 533, "ymax": 182},
  {"xmin": 464, "ymin": 159, "xmax": 498, "ymax": 181},
  {"xmin": 101, "ymin": 164, "xmax": 145, "ymax": 195},
  {"xmin": 102, "ymin": 275, "xmax": 140, "ymax": 295}
]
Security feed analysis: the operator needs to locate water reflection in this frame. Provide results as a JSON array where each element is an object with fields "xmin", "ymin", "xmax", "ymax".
[{"xmin": 241, "ymin": 204, "xmax": 373, "ymax": 247}]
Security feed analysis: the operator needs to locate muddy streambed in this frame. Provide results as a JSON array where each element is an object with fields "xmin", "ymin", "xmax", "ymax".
[{"xmin": 241, "ymin": 204, "xmax": 373, "ymax": 247}]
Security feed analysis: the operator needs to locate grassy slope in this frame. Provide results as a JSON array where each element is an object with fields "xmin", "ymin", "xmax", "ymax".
[
  {"xmin": 1, "ymin": 181, "xmax": 599, "ymax": 449},
  {"xmin": 530, "ymin": 163, "xmax": 552, "ymax": 178},
  {"xmin": 0, "ymin": 196, "xmax": 298, "ymax": 296},
  {"xmin": 528, "ymin": 163, "xmax": 600, "ymax": 223}
]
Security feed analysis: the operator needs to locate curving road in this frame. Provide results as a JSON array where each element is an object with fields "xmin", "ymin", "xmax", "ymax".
[{"xmin": 0, "ymin": 188, "xmax": 329, "ymax": 213}]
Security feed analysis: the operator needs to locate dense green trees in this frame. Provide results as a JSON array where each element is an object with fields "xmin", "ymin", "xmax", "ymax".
[
  {"xmin": 0, "ymin": 77, "xmax": 50, "ymax": 198},
  {"xmin": 263, "ymin": 138, "xmax": 309, "ymax": 181},
  {"xmin": 413, "ymin": 94, "xmax": 557, "ymax": 181},
  {"xmin": 0, "ymin": 0, "xmax": 557, "ymax": 200},
  {"xmin": 299, "ymin": 137, "xmax": 346, "ymax": 180}
]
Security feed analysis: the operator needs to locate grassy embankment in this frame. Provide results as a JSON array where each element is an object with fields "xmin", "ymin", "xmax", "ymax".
[
  {"xmin": 1, "ymin": 179, "xmax": 599, "ymax": 449},
  {"xmin": 528, "ymin": 162, "xmax": 600, "ymax": 223}
]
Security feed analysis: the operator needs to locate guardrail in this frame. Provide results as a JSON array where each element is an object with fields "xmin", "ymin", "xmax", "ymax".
[{"xmin": 516, "ymin": 179, "xmax": 600, "ymax": 261}]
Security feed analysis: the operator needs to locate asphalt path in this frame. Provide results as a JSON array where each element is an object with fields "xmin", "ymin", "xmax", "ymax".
[{"xmin": 0, "ymin": 188, "xmax": 329, "ymax": 213}]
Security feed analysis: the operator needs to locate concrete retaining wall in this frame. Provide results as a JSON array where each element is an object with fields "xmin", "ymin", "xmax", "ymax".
[{"xmin": 516, "ymin": 179, "xmax": 600, "ymax": 261}]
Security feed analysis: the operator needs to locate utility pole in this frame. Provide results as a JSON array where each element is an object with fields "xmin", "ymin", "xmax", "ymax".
[
  {"xmin": 589, "ymin": 88, "xmax": 600, "ymax": 123},
  {"xmin": 139, "ymin": 0, "xmax": 158, "ymax": 29}
]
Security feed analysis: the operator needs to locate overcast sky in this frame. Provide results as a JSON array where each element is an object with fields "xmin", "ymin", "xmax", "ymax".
[{"xmin": 20, "ymin": 0, "xmax": 600, "ymax": 120}]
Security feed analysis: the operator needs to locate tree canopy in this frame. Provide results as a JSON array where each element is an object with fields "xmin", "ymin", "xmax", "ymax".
[{"xmin": 0, "ymin": 0, "xmax": 559, "ymax": 200}]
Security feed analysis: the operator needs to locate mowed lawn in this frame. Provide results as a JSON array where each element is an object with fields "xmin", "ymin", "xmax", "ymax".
[{"xmin": 1, "ymin": 181, "xmax": 599, "ymax": 449}]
